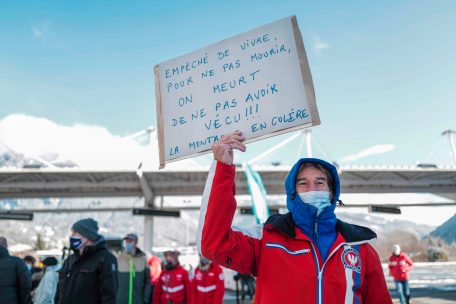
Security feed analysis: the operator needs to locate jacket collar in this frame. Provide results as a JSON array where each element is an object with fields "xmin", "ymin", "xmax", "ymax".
[
  {"xmin": 266, "ymin": 212, "xmax": 377, "ymax": 243},
  {"xmin": 265, "ymin": 212, "xmax": 296, "ymax": 237},
  {"xmin": 120, "ymin": 247, "xmax": 145, "ymax": 258},
  {"xmin": 336, "ymin": 220, "xmax": 377, "ymax": 242},
  {"xmin": 78, "ymin": 236, "xmax": 107, "ymax": 257},
  {"xmin": 45, "ymin": 265, "xmax": 61, "ymax": 272},
  {"xmin": 289, "ymin": 197, "xmax": 337, "ymax": 243},
  {"xmin": 165, "ymin": 264, "xmax": 183, "ymax": 273}
]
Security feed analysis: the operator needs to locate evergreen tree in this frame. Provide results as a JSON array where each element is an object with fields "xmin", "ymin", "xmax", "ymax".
[{"xmin": 34, "ymin": 233, "xmax": 46, "ymax": 250}]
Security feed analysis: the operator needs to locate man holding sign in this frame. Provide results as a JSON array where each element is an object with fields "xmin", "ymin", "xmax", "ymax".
[{"xmin": 197, "ymin": 131, "xmax": 392, "ymax": 304}]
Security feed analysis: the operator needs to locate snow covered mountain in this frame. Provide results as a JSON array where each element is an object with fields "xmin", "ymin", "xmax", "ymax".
[
  {"xmin": 430, "ymin": 213, "xmax": 456, "ymax": 244},
  {"xmin": 1, "ymin": 196, "xmax": 436, "ymax": 255},
  {"xmin": 336, "ymin": 211, "xmax": 434, "ymax": 239},
  {"xmin": 0, "ymin": 114, "xmax": 206, "ymax": 170}
]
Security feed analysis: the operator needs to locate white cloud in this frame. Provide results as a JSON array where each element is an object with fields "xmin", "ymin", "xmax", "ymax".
[
  {"xmin": 32, "ymin": 21, "xmax": 53, "ymax": 40},
  {"xmin": 341, "ymin": 144, "xmax": 395, "ymax": 162},
  {"xmin": 0, "ymin": 114, "xmax": 202, "ymax": 170},
  {"xmin": 313, "ymin": 35, "xmax": 330, "ymax": 53}
]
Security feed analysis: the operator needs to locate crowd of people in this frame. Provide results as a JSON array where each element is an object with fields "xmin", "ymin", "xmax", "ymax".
[
  {"xmin": 1, "ymin": 131, "xmax": 417, "ymax": 304},
  {"xmin": 0, "ymin": 218, "xmax": 227, "ymax": 304}
]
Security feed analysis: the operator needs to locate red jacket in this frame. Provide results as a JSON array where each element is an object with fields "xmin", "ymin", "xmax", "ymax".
[
  {"xmin": 389, "ymin": 253, "xmax": 413, "ymax": 281},
  {"xmin": 190, "ymin": 263, "xmax": 224, "ymax": 304},
  {"xmin": 148, "ymin": 255, "xmax": 162, "ymax": 285},
  {"xmin": 197, "ymin": 161, "xmax": 392, "ymax": 304},
  {"xmin": 153, "ymin": 265, "xmax": 191, "ymax": 304}
]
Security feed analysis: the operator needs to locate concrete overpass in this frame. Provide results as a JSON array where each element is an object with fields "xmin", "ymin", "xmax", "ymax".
[
  {"xmin": 1, "ymin": 166, "xmax": 455, "ymax": 199},
  {"xmin": 1, "ymin": 165, "xmax": 455, "ymax": 250}
]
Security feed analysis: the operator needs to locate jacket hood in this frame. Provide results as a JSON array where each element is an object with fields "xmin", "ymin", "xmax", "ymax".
[
  {"xmin": 285, "ymin": 157, "xmax": 340, "ymax": 205},
  {"xmin": 79, "ymin": 236, "xmax": 107, "ymax": 256},
  {"xmin": 0, "ymin": 245, "xmax": 9, "ymax": 258},
  {"xmin": 284, "ymin": 158, "xmax": 340, "ymax": 252}
]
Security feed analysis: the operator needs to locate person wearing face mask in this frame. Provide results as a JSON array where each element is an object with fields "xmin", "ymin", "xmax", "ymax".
[
  {"xmin": 56, "ymin": 218, "xmax": 118, "ymax": 304},
  {"xmin": 190, "ymin": 256, "xmax": 224, "ymax": 304},
  {"xmin": 389, "ymin": 244, "xmax": 413, "ymax": 304},
  {"xmin": 23, "ymin": 255, "xmax": 44, "ymax": 292},
  {"xmin": 116, "ymin": 233, "xmax": 152, "ymax": 304},
  {"xmin": 197, "ymin": 131, "xmax": 392, "ymax": 304},
  {"xmin": 153, "ymin": 250, "xmax": 191, "ymax": 304}
]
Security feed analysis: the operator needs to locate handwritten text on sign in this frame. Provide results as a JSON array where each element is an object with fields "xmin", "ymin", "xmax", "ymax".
[{"xmin": 155, "ymin": 16, "xmax": 319, "ymax": 167}]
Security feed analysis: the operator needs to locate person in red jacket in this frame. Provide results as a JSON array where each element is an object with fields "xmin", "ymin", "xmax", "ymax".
[
  {"xmin": 197, "ymin": 131, "xmax": 392, "ymax": 304},
  {"xmin": 148, "ymin": 254, "xmax": 162, "ymax": 301},
  {"xmin": 153, "ymin": 251, "xmax": 191, "ymax": 304},
  {"xmin": 191, "ymin": 256, "xmax": 224, "ymax": 304},
  {"xmin": 388, "ymin": 244, "xmax": 413, "ymax": 304}
]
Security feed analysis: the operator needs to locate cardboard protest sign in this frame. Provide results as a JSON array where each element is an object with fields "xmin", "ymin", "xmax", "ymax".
[{"xmin": 155, "ymin": 16, "xmax": 319, "ymax": 168}]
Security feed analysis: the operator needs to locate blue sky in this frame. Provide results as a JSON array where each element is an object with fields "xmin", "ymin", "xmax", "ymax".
[{"xmin": 1, "ymin": 0, "xmax": 455, "ymax": 166}]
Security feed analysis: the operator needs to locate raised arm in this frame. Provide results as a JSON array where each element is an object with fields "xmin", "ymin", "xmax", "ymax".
[{"xmin": 197, "ymin": 131, "xmax": 262, "ymax": 275}]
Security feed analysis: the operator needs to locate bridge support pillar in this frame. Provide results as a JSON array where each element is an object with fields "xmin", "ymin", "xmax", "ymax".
[
  {"xmin": 136, "ymin": 165, "xmax": 156, "ymax": 253},
  {"xmin": 144, "ymin": 216, "xmax": 154, "ymax": 254}
]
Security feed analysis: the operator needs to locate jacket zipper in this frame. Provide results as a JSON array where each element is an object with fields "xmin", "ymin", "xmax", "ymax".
[
  {"xmin": 309, "ymin": 242, "xmax": 321, "ymax": 304},
  {"xmin": 311, "ymin": 241, "xmax": 367, "ymax": 304}
]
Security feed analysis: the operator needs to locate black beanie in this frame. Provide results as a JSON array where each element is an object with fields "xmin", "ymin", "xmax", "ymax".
[
  {"xmin": 72, "ymin": 218, "xmax": 100, "ymax": 242},
  {"xmin": 42, "ymin": 257, "xmax": 58, "ymax": 267}
]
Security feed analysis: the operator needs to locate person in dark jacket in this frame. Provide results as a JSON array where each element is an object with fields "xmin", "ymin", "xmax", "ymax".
[
  {"xmin": 23, "ymin": 255, "xmax": 44, "ymax": 291},
  {"xmin": 57, "ymin": 218, "xmax": 118, "ymax": 304},
  {"xmin": 0, "ymin": 236, "xmax": 32, "ymax": 304},
  {"xmin": 116, "ymin": 233, "xmax": 152, "ymax": 304}
]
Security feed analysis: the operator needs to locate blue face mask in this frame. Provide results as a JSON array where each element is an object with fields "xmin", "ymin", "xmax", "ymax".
[
  {"xmin": 69, "ymin": 236, "xmax": 86, "ymax": 251},
  {"xmin": 123, "ymin": 242, "xmax": 135, "ymax": 254},
  {"xmin": 298, "ymin": 191, "xmax": 331, "ymax": 216}
]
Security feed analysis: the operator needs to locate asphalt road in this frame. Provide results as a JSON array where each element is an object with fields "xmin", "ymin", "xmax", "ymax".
[
  {"xmin": 222, "ymin": 287, "xmax": 456, "ymax": 303},
  {"xmin": 391, "ymin": 287, "xmax": 456, "ymax": 304},
  {"xmin": 220, "ymin": 262, "xmax": 456, "ymax": 303}
]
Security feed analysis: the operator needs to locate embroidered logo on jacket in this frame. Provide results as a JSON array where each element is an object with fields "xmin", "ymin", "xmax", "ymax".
[{"xmin": 341, "ymin": 248, "xmax": 362, "ymax": 273}]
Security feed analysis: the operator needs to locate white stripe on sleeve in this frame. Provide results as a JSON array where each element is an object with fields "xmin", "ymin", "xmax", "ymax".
[{"xmin": 196, "ymin": 161, "xmax": 217, "ymax": 257}]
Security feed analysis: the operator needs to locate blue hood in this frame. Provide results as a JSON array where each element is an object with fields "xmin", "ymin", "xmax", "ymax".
[
  {"xmin": 285, "ymin": 157, "xmax": 340, "ymax": 206},
  {"xmin": 284, "ymin": 158, "xmax": 340, "ymax": 260}
]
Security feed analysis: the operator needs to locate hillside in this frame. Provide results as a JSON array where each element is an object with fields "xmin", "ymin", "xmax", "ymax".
[{"xmin": 430, "ymin": 213, "xmax": 456, "ymax": 244}]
